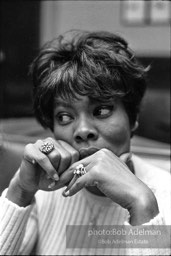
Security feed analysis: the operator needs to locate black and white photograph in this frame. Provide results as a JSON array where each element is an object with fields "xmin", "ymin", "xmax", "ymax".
[{"xmin": 0, "ymin": 1, "xmax": 170, "ymax": 255}]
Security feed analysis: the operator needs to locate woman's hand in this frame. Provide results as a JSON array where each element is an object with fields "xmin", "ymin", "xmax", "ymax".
[
  {"xmin": 62, "ymin": 148, "xmax": 159, "ymax": 225},
  {"xmin": 6, "ymin": 138, "xmax": 79, "ymax": 206}
]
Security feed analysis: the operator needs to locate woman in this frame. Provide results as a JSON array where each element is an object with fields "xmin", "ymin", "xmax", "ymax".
[{"xmin": 0, "ymin": 30, "xmax": 170, "ymax": 255}]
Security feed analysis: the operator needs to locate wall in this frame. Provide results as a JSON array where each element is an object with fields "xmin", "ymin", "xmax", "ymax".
[
  {"xmin": 0, "ymin": 1, "xmax": 40, "ymax": 118},
  {"xmin": 40, "ymin": 1, "xmax": 170, "ymax": 56}
]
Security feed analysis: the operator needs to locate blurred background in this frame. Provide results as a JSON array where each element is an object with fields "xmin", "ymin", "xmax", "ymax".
[{"xmin": 0, "ymin": 0, "xmax": 170, "ymax": 192}]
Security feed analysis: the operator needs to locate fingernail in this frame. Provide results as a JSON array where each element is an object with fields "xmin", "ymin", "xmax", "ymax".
[
  {"xmin": 63, "ymin": 190, "xmax": 70, "ymax": 197},
  {"xmin": 53, "ymin": 173, "xmax": 59, "ymax": 181},
  {"xmin": 48, "ymin": 181, "xmax": 56, "ymax": 189}
]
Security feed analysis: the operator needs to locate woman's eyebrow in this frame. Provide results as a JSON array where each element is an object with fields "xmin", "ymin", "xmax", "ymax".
[
  {"xmin": 90, "ymin": 98, "xmax": 115, "ymax": 104},
  {"xmin": 54, "ymin": 100, "xmax": 72, "ymax": 108}
]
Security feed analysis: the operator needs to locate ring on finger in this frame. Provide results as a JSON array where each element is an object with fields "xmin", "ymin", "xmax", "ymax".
[
  {"xmin": 39, "ymin": 141, "xmax": 54, "ymax": 155},
  {"xmin": 73, "ymin": 164, "xmax": 87, "ymax": 177}
]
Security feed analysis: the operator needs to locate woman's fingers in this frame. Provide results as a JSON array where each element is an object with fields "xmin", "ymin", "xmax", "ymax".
[
  {"xmin": 62, "ymin": 157, "xmax": 97, "ymax": 196},
  {"xmin": 64, "ymin": 174, "xmax": 78, "ymax": 192},
  {"xmin": 62, "ymin": 173, "xmax": 88, "ymax": 197},
  {"xmin": 47, "ymin": 144, "xmax": 70, "ymax": 175},
  {"xmin": 24, "ymin": 142, "xmax": 59, "ymax": 181},
  {"xmin": 58, "ymin": 140, "xmax": 79, "ymax": 165},
  {"xmin": 22, "ymin": 138, "xmax": 80, "ymax": 192},
  {"xmin": 39, "ymin": 138, "xmax": 79, "ymax": 176},
  {"xmin": 61, "ymin": 149, "xmax": 132, "ymax": 197},
  {"xmin": 58, "ymin": 154, "xmax": 91, "ymax": 186}
]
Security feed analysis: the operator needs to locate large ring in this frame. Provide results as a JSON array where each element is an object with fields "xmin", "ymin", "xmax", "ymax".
[
  {"xmin": 73, "ymin": 164, "xmax": 87, "ymax": 177},
  {"xmin": 40, "ymin": 141, "xmax": 54, "ymax": 154}
]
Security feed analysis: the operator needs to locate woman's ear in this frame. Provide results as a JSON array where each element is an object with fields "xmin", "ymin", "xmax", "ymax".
[
  {"xmin": 130, "ymin": 120, "xmax": 139, "ymax": 138},
  {"xmin": 131, "ymin": 120, "xmax": 139, "ymax": 132}
]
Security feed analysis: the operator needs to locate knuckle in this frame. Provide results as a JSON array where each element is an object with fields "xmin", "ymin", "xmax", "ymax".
[
  {"xmin": 36, "ymin": 139, "xmax": 43, "ymax": 144},
  {"xmin": 101, "ymin": 148, "xmax": 109, "ymax": 154},
  {"xmin": 97, "ymin": 148, "xmax": 109, "ymax": 161},
  {"xmin": 24, "ymin": 143, "xmax": 33, "ymax": 154},
  {"xmin": 34, "ymin": 139, "xmax": 43, "ymax": 148},
  {"xmin": 96, "ymin": 154, "xmax": 104, "ymax": 163},
  {"xmin": 46, "ymin": 137, "xmax": 53, "ymax": 142},
  {"xmin": 57, "ymin": 140, "xmax": 66, "ymax": 147}
]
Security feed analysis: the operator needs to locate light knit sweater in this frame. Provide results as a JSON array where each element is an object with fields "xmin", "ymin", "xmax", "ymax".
[{"xmin": 0, "ymin": 154, "xmax": 171, "ymax": 255}]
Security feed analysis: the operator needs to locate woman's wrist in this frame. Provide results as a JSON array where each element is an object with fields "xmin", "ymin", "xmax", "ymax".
[
  {"xmin": 6, "ymin": 172, "xmax": 37, "ymax": 207},
  {"xmin": 128, "ymin": 189, "xmax": 159, "ymax": 226}
]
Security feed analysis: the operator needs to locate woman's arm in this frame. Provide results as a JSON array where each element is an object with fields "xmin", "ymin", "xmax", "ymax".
[
  {"xmin": 0, "ymin": 138, "xmax": 79, "ymax": 254},
  {"xmin": 5, "ymin": 138, "xmax": 79, "ymax": 207},
  {"xmin": 63, "ymin": 148, "xmax": 159, "ymax": 226},
  {"xmin": 0, "ymin": 191, "xmax": 37, "ymax": 255}
]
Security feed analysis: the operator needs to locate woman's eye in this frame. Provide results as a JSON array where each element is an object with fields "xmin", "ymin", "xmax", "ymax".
[
  {"xmin": 56, "ymin": 113, "xmax": 73, "ymax": 125},
  {"xmin": 94, "ymin": 106, "xmax": 113, "ymax": 118}
]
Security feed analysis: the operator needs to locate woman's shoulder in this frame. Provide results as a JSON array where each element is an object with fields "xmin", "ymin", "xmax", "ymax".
[{"xmin": 132, "ymin": 154, "xmax": 171, "ymax": 193}]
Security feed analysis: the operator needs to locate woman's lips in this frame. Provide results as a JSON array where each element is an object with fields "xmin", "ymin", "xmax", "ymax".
[{"xmin": 79, "ymin": 148, "xmax": 100, "ymax": 160}]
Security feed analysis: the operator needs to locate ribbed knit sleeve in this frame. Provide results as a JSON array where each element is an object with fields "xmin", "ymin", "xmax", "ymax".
[
  {"xmin": 124, "ymin": 212, "xmax": 165, "ymax": 225},
  {"xmin": 124, "ymin": 213, "xmax": 171, "ymax": 255},
  {"xmin": 0, "ymin": 195, "xmax": 36, "ymax": 255}
]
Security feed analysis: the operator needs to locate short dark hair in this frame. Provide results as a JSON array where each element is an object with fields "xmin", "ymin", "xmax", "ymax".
[{"xmin": 30, "ymin": 30, "xmax": 149, "ymax": 131}]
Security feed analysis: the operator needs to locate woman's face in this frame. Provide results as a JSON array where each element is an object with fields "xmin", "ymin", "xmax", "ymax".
[{"xmin": 53, "ymin": 95, "xmax": 132, "ymax": 158}]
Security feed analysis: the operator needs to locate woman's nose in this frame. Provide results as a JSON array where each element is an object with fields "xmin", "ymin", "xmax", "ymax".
[{"xmin": 73, "ymin": 118, "xmax": 98, "ymax": 143}]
